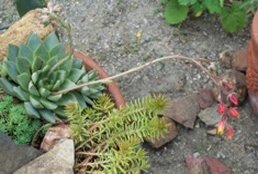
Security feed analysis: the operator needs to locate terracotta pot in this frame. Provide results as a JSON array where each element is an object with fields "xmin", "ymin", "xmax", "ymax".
[
  {"xmin": 40, "ymin": 51, "xmax": 126, "ymax": 151},
  {"xmin": 73, "ymin": 51, "xmax": 126, "ymax": 108},
  {"xmin": 247, "ymin": 11, "xmax": 258, "ymax": 115}
]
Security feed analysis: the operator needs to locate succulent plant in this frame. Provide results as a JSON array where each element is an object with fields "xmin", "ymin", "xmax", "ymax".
[{"xmin": 0, "ymin": 32, "xmax": 104, "ymax": 123}]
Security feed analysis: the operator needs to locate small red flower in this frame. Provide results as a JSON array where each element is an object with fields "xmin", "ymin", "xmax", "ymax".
[
  {"xmin": 227, "ymin": 93, "xmax": 238, "ymax": 106},
  {"xmin": 227, "ymin": 107, "xmax": 240, "ymax": 118},
  {"xmin": 225, "ymin": 126, "xmax": 234, "ymax": 140},
  {"xmin": 216, "ymin": 120, "xmax": 226, "ymax": 135},
  {"xmin": 217, "ymin": 103, "xmax": 227, "ymax": 115}
]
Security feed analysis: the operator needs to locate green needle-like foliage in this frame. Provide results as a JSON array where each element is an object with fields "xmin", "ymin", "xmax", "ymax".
[
  {"xmin": 66, "ymin": 94, "xmax": 169, "ymax": 173},
  {"xmin": 0, "ymin": 95, "xmax": 42, "ymax": 144},
  {"xmin": 0, "ymin": 32, "xmax": 104, "ymax": 123}
]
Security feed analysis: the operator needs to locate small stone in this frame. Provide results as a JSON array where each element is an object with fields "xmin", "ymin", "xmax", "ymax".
[
  {"xmin": 0, "ymin": 133, "xmax": 42, "ymax": 174},
  {"xmin": 207, "ymin": 129, "xmax": 217, "ymax": 136},
  {"xmin": 14, "ymin": 139, "xmax": 74, "ymax": 174},
  {"xmin": 146, "ymin": 117, "xmax": 178, "ymax": 149},
  {"xmin": 198, "ymin": 106, "xmax": 220, "ymax": 126},
  {"xmin": 197, "ymin": 88, "xmax": 215, "ymax": 109},
  {"xmin": 41, "ymin": 124, "xmax": 70, "ymax": 151},
  {"xmin": 163, "ymin": 94, "xmax": 200, "ymax": 128},
  {"xmin": 204, "ymin": 157, "xmax": 232, "ymax": 174},
  {"xmin": 232, "ymin": 48, "xmax": 247, "ymax": 72}
]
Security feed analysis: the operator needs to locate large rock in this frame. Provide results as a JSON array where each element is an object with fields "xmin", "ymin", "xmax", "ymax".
[
  {"xmin": 163, "ymin": 94, "xmax": 200, "ymax": 128},
  {"xmin": 0, "ymin": 133, "xmax": 42, "ymax": 174},
  {"xmin": 146, "ymin": 117, "xmax": 178, "ymax": 148},
  {"xmin": 0, "ymin": 9, "xmax": 54, "ymax": 59},
  {"xmin": 14, "ymin": 139, "xmax": 74, "ymax": 174}
]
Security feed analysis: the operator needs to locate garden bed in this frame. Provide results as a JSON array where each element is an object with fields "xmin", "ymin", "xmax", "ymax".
[{"xmin": 1, "ymin": 0, "xmax": 258, "ymax": 174}]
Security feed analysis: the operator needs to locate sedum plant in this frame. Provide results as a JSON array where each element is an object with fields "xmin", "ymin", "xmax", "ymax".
[
  {"xmin": 0, "ymin": 95, "xmax": 42, "ymax": 144},
  {"xmin": 66, "ymin": 94, "xmax": 169, "ymax": 173},
  {"xmin": 0, "ymin": 32, "xmax": 104, "ymax": 123}
]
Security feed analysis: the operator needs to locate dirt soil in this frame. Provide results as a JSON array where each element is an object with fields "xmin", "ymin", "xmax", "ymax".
[{"xmin": 1, "ymin": 0, "xmax": 258, "ymax": 174}]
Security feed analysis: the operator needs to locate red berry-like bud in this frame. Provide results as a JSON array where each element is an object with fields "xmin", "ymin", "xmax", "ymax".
[
  {"xmin": 228, "ymin": 107, "xmax": 240, "ymax": 118},
  {"xmin": 226, "ymin": 126, "xmax": 234, "ymax": 140},
  {"xmin": 217, "ymin": 103, "xmax": 227, "ymax": 115},
  {"xmin": 227, "ymin": 93, "xmax": 238, "ymax": 105},
  {"xmin": 216, "ymin": 120, "xmax": 226, "ymax": 135}
]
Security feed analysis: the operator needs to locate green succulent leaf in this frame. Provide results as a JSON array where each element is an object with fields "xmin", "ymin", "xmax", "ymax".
[
  {"xmin": 7, "ymin": 44, "xmax": 18, "ymax": 62},
  {"xmin": 15, "ymin": 0, "xmax": 46, "ymax": 17},
  {"xmin": 57, "ymin": 70, "xmax": 67, "ymax": 82},
  {"xmin": 16, "ymin": 57, "xmax": 31, "ymax": 74},
  {"xmin": 46, "ymin": 56, "xmax": 59, "ymax": 68},
  {"xmin": 39, "ymin": 109, "xmax": 56, "ymax": 123},
  {"xmin": 18, "ymin": 44, "xmax": 33, "ymax": 63},
  {"xmin": 164, "ymin": 0, "xmax": 189, "ymax": 24},
  {"xmin": 44, "ymin": 32, "xmax": 60, "ymax": 50},
  {"xmin": 50, "ymin": 44, "xmax": 66, "ymax": 58},
  {"xmin": 24, "ymin": 102, "xmax": 40, "ymax": 118},
  {"xmin": 39, "ymin": 87, "xmax": 51, "ymax": 97},
  {"xmin": 0, "ymin": 78, "xmax": 16, "ymax": 96},
  {"xmin": 52, "ymin": 80, "xmax": 62, "ymax": 90},
  {"xmin": 31, "ymin": 72, "xmax": 39, "ymax": 84},
  {"xmin": 73, "ymin": 92, "xmax": 87, "ymax": 108},
  {"xmin": 28, "ymin": 81, "xmax": 40, "ymax": 96},
  {"xmin": 13, "ymin": 86, "xmax": 29, "ymax": 101},
  {"xmin": 26, "ymin": 32, "xmax": 42, "ymax": 50},
  {"xmin": 40, "ymin": 98, "xmax": 58, "ymax": 110},
  {"xmin": 35, "ymin": 44, "xmax": 49, "ymax": 60},
  {"xmin": 56, "ymin": 93, "xmax": 77, "ymax": 106},
  {"xmin": 69, "ymin": 68, "xmax": 85, "ymax": 83},
  {"xmin": 53, "ymin": 107, "xmax": 66, "ymax": 117},
  {"xmin": 60, "ymin": 57, "xmax": 73, "ymax": 73},
  {"xmin": 82, "ymin": 95, "xmax": 94, "ymax": 105},
  {"xmin": 17, "ymin": 73, "xmax": 30, "ymax": 91},
  {"xmin": 59, "ymin": 79, "xmax": 76, "ymax": 90},
  {"xmin": 47, "ymin": 94, "xmax": 63, "ymax": 102},
  {"xmin": 32, "ymin": 56, "xmax": 44, "ymax": 72},
  {"xmin": 30, "ymin": 95, "xmax": 44, "ymax": 109},
  {"xmin": 72, "ymin": 58, "xmax": 83, "ymax": 69},
  {"xmin": 5, "ymin": 61, "xmax": 18, "ymax": 82}
]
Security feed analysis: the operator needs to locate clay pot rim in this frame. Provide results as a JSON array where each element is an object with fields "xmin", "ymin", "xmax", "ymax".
[{"xmin": 73, "ymin": 50, "xmax": 126, "ymax": 108}]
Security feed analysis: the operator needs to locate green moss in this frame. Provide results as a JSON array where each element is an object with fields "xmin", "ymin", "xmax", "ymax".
[{"xmin": 0, "ymin": 95, "xmax": 42, "ymax": 144}]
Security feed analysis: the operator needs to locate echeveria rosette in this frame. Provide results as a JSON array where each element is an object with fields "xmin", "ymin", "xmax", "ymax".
[{"xmin": 0, "ymin": 32, "xmax": 104, "ymax": 123}]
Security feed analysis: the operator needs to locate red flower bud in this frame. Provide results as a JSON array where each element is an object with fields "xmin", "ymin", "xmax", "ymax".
[
  {"xmin": 216, "ymin": 120, "xmax": 226, "ymax": 135},
  {"xmin": 227, "ymin": 93, "xmax": 238, "ymax": 105},
  {"xmin": 227, "ymin": 107, "xmax": 240, "ymax": 118},
  {"xmin": 217, "ymin": 103, "xmax": 227, "ymax": 115},
  {"xmin": 226, "ymin": 126, "xmax": 234, "ymax": 140}
]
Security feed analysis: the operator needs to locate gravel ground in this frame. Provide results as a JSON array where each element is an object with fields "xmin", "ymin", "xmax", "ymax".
[{"xmin": 1, "ymin": 0, "xmax": 258, "ymax": 173}]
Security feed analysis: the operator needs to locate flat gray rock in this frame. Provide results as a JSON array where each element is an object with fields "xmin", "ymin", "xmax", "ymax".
[
  {"xmin": 0, "ymin": 133, "xmax": 42, "ymax": 174},
  {"xmin": 198, "ymin": 106, "xmax": 220, "ymax": 126},
  {"xmin": 14, "ymin": 139, "xmax": 74, "ymax": 174}
]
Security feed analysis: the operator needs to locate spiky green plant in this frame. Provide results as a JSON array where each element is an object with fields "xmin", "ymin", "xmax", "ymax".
[
  {"xmin": 66, "ymin": 94, "xmax": 169, "ymax": 173},
  {"xmin": 0, "ymin": 95, "xmax": 42, "ymax": 144},
  {"xmin": 0, "ymin": 32, "xmax": 104, "ymax": 123}
]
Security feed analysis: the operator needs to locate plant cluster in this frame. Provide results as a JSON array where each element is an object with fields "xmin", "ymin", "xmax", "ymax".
[
  {"xmin": 0, "ymin": 95, "xmax": 42, "ymax": 144},
  {"xmin": 162, "ymin": 0, "xmax": 258, "ymax": 33},
  {"xmin": 66, "ymin": 94, "xmax": 169, "ymax": 174},
  {"xmin": 216, "ymin": 79, "xmax": 240, "ymax": 139},
  {"xmin": 0, "ymin": 32, "xmax": 104, "ymax": 123}
]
